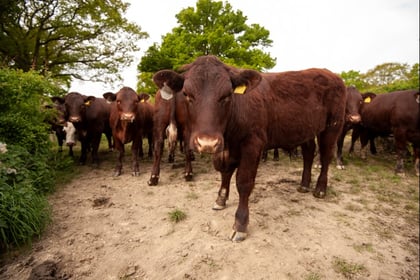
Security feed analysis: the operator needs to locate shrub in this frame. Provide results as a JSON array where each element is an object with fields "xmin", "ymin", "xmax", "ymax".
[{"xmin": 0, "ymin": 69, "xmax": 67, "ymax": 250}]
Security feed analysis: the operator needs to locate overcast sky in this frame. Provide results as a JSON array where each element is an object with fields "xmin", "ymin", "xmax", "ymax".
[{"xmin": 69, "ymin": 0, "xmax": 419, "ymax": 96}]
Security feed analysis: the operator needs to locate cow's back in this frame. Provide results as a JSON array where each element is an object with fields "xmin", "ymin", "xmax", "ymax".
[
  {"xmin": 362, "ymin": 90, "xmax": 420, "ymax": 134},
  {"xmin": 261, "ymin": 69, "xmax": 346, "ymax": 148}
]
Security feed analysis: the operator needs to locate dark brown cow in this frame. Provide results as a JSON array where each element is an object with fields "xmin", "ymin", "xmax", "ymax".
[
  {"xmin": 147, "ymin": 86, "xmax": 194, "ymax": 186},
  {"xmin": 103, "ymin": 87, "xmax": 153, "ymax": 176},
  {"xmin": 153, "ymin": 55, "xmax": 346, "ymax": 241},
  {"xmin": 358, "ymin": 89, "xmax": 420, "ymax": 176},
  {"xmin": 48, "ymin": 97, "xmax": 74, "ymax": 156},
  {"xmin": 54, "ymin": 92, "xmax": 112, "ymax": 165}
]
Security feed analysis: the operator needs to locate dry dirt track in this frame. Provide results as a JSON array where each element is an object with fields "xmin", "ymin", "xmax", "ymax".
[{"xmin": 0, "ymin": 143, "xmax": 419, "ymax": 280}]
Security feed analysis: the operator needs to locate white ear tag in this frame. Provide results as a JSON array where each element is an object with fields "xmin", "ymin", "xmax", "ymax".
[{"xmin": 160, "ymin": 83, "xmax": 174, "ymax": 100}]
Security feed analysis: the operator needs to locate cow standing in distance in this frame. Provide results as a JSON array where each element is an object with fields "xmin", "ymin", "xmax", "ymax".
[
  {"xmin": 153, "ymin": 55, "xmax": 346, "ymax": 241},
  {"xmin": 48, "ymin": 97, "xmax": 75, "ymax": 157},
  {"xmin": 103, "ymin": 87, "xmax": 153, "ymax": 176},
  {"xmin": 147, "ymin": 85, "xmax": 194, "ymax": 186},
  {"xmin": 54, "ymin": 92, "xmax": 113, "ymax": 166},
  {"xmin": 358, "ymin": 89, "xmax": 420, "ymax": 176}
]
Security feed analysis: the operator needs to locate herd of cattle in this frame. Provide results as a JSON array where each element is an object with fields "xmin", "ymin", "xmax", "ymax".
[{"xmin": 48, "ymin": 55, "xmax": 420, "ymax": 241}]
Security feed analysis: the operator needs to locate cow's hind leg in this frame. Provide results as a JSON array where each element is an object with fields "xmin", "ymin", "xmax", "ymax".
[
  {"xmin": 314, "ymin": 130, "xmax": 339, "ymax": 198},
  {"xmin": 297, "ymin": 139, "xmax": 316, "ymax": 193}
]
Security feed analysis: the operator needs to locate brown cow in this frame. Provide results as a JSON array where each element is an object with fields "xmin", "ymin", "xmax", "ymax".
[
  {"xmin": 103, "ymin": 87, "xmax": 153, "ymax": 176},
  {"xmin": 147, "ymin": 85, "xmax": 194, "ymax": 186},
  {"xmin": 358, "ymin": 89, "xmax": 420, "ymax": 176},
  {"xmin": 153, "ymin": 55, "xmax": 346, "ymax": 241},
  {"xmin": 54, "ymin": 92, "xmax": 112, "ymax": 165}
]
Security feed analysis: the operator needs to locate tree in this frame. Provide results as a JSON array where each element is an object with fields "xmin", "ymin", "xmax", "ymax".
[
  {"xmin": 340, "ymin": 62, "xmax": 419, "ymax": 93},
  {"xmin": 137, "ymin": 0, "xmax": 276, "ymax": 94},
  {"xmin": 0, "ymin": 0, "xmax": 148, "ymax": 87}
]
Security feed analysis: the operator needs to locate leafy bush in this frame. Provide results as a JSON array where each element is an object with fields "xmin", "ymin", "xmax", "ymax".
[{"xmin": 0, "ymin": 69, "xmax": 67, "ymax": 250}]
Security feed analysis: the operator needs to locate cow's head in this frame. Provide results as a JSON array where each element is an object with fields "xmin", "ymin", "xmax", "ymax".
[
  {"xmin": 153, "ymin": 55, "xmax": 261, "ymax": 154},
  {"xmin": 103, "ymin": 87, "xmax": 141, "ymax": 122},
  {"xmin": 63, "ymin": 122, "xmax": 77, "ymax": 147},
  {"xmin": 47, "ymin": 96, "xmax": 67, "ymax": 125},
  {"xmin": 63, "ymin": 92, "xmax": 96, "ymax": 123},
  {"xmin": 345, "ymin": 86, "xmax": 363, "ymax": 124}
]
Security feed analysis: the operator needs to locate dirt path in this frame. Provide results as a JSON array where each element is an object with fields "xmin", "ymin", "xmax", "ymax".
[{"xmin": 1, "ymin": 147, "xmax": 419, "ymax": 280}]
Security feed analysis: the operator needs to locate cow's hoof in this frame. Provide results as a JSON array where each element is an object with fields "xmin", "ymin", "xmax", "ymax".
[
  {"xmin": 148, "ymin": 176, "xmax": 159, "ymax": 186},
  {"xmin": 132, "ymin": 171, "xmax": 140, "ymax": 176},
  {"xmin": 313, "ymin": 190, "xmax": 326, "ymax": 199},
  {"xmin": 230, "ymin": 230, "xmax": 247, "ymax": 242},
  {"xmin": 113, "ymin": 171, "xmax": 121, "ymax": 177},
  {"xmin": 336, "ymin": 164, "xmax": 345, "ymax": 170},
  {"xmin": 314, "ymin": 164, "xmax": 322, "ymax": 169},
  {"xmin": 297, "ymin": 186, "xmax": 310, "ymax": 193},
  {"xmin": 185, "ymin": 173, "xmax": 193, "ymax": 181},
  {"xmin": 212, "ymin": 202, "xmax": 226, "ymax": 210}
]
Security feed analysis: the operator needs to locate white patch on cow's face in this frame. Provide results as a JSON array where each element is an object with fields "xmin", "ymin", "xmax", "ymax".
[
  {"xmin": 63, "ymin": 122, "xmax": 77, "ymax": 146},
  {"xmin": 160, "ymin": 83, "xmax": 174, "ymax": 100}
]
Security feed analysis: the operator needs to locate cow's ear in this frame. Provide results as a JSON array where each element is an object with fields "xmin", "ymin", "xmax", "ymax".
[
  {"xmin": 230, "ymin": 69, "xmax": 261, "ymax": 95},
  {"xmin": 138, "ymin": 93, "xmax": 150, "ymax": 102},
  {"xmin": 153, "ymin": 70, "xmax": 184, "ymax": 93},
  {"xmin": 84, "ymin": 96, "xmax": 96, "ymax": 106},
  {"xmin": 362, "ymin": 92, "xmax": 376, "ymax": 103},
  {"xmin": 103, "ymin": 92, "xmax": 116, "ymax": 102},
  {"xmin": 51, "ymin": 96, "xmax": 65, "ymax": 104}
]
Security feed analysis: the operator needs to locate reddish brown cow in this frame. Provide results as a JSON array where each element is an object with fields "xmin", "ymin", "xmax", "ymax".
[
  {"xmin": 358, "ymin": 89, "xmax": 420, "ymax": 176},
  {"xmin": 147, "ymin": 86, "xmax": 193, "ymax": 186},
  {"xmin": 54, "ymin": 92, "xmax": 112, "ymax": 165},
  {"xmin": 103, "ymin": 87, "xmax": 153, "ymax": 176},
  {"xmin": 153, "ymin": 55, "xmax": 346, "ymax": 241}
]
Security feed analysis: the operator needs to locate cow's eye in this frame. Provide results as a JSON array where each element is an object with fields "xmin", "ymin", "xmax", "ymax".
[{"xmin": 219, "ymin": 95, "xmax": 231, "ymax": 104}]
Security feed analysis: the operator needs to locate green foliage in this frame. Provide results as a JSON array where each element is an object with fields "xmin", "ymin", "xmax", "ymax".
[
  {"xmin": 0, "ymin": 68, "xmax": 72, "ymax": 250},
  {"xmin": 340, "ymin": 62, "xmax": 419, "ymax": 93},
  {"xmin": 137, "ymin": 0, "xmax": 276, "ymax": 94},
  {"xmin": 168, "ymin": 208, "xmax": 187, "ymax": 223},
  {"xmin": 0, "ymin": 0, "xmax": 148, "ymax": 87}
]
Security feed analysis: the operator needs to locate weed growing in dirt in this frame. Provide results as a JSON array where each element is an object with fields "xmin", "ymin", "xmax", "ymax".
[
  {"xmin": 305, "ymin": 272, "xmax": 322, "ymax": 280},
  {"xmin": 332, "ymin": 256, "xmax": 368, "ymax": 279},
  {"xmin": 168, "ymin": 209, "xmax": 187, "ymax": 223}
]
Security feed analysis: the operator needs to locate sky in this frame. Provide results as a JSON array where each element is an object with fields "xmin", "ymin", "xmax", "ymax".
[{"xmin": 69, "ymin": 0, "xmax": 419, "ymax": 96}]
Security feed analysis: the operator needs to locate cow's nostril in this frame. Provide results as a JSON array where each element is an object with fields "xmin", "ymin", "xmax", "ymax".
[{"xmin": 195, "ymin": 137, "xmax": 219, "ymax": 153}]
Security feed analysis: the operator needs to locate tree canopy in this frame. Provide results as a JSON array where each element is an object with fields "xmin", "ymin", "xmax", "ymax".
[
  {"xmin": 0, "ymin": 0, "xmax": 148, "ymax": 87},
  {"xmin": 340, "ymin": 62, "xmax": 419, "ymax": 93},
  {"xmin": 137, "ymin": 0, "xmax": 276, "ymax": 94}
]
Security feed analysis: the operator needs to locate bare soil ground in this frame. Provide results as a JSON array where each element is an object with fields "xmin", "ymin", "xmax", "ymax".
[{"xmin": 1, "ymin": 139, "xmax": 419, "ymax": 280}]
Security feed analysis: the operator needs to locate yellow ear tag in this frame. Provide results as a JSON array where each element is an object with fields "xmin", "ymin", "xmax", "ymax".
[
  {"xmin": 84, "ymin": 100, "xmax": 91, "ymax": 106},
  {"xmin": 234, "ymin": 85, "xmax": 247, "ymax": 94},
  {"xmin": 364, "ymin": 97, "xmax": 371, "ymax": 103},
  {"xmin": 141, "ymin": 99, "xmax": 145, "ymax": 103}
]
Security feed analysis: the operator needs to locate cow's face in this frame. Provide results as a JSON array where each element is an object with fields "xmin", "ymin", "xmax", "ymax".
[
  {"xmin": 153, "ymin": 56, "xmax": 261, "ymax": 154},
  {"xmin": 49, "ymin": 96, "xmax": 67, "ymax": 125},
  {"xmin": 104, "ymin": 87, "xmax": 140, "ymax": 122},
  {"xmin": 64, "ymin": 92, "xmax": 95, "ymax": 123},
  {"xmin": 345, "ymin": 86, "xmax": 363, "ymax": 123}
]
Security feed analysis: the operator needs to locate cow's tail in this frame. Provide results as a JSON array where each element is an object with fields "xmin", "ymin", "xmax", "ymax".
[{"xmin": 166, "ymin": 94, "xmax": 178, "ymax": 154}]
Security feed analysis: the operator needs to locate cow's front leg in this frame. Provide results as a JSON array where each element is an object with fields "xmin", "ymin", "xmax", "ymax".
[
  {"xmin": 131, "ymin": 138, "xmax": 140, "ymax": 176},
  {"xmin": 231, "ymin": 145, "xmax": 261, "ymax": 242},
  {"xmin": 113, "ymin": 140, "xmax": 124, "ymax": 177},
  {"xmin": 148, "ymin": 129, "xmax": 165, "ymax": 185},
  {"xmin": 212, "ymin": 169, "xmax": 234, "ymax": 210}
]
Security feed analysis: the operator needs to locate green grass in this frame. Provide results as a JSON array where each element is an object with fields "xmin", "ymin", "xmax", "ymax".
[
  {"xmin": 332, "ymin": 257, "xmax": 368, "ymax": 279},
  {"xmin": 168, "ymin": 209, "xmax": 187, "ymax": 223}
]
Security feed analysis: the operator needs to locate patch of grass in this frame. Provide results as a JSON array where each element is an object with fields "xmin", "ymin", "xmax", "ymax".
[
  {"xmin": 352, "ymin": 242, "xmax": 374, "ymax": 253},
  {"xmin": 332, "ymin": 256, "xmax": 368, "ymax": 279},
  {"xmin": 305, "ymin": 272, "xmax": 322, "ymax": 280},
  {"xmin": 168, "ymin": 208, "xmax": 187, "ymax": 223}
]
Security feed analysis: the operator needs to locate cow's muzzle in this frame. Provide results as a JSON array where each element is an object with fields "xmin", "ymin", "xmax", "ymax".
[
  {"xmin": 347, "ymin": 114, "xmax": 361, "ymax": 123},
  {"xmin": 121, "ymin": 113, "xmax": 135, "ymax": 122},
  {"xmin": 193, "ymin": 136, "xmax": 222, "ymax": 154},
  {"xmin": 69, "ymin": 116, "xmax": 81, "ymax": 123}
]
